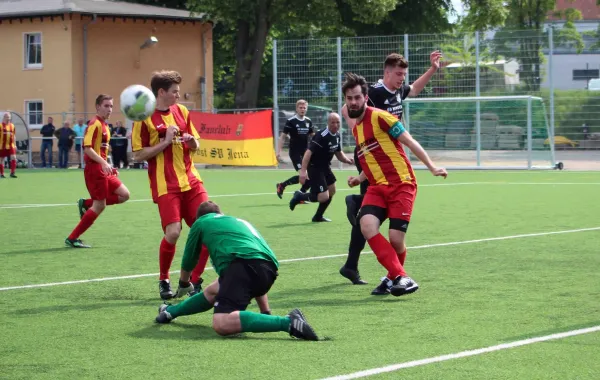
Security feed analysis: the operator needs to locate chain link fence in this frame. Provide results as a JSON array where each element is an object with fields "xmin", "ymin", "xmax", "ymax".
[{"xmin": 274, "ymin": 26, "xmax": 600, "ymax": 170}]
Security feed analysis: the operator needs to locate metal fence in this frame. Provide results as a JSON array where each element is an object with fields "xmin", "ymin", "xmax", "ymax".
[{"xmin": 273, "ymin": 26, "xmax": 600, "ymax": 169}]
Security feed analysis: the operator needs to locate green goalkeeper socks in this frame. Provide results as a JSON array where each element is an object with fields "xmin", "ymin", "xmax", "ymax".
[
  {"xmin": 166, "ymin": 292, "xmax": 213, "ymax": 317},
  {"xmin": 239, "ymin": 311, "xmax": 291, "ymax": 333}
]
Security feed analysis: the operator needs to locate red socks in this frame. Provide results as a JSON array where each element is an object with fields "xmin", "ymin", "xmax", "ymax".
[
  {"xmin": 398, "ymin": 249, "xmax": 407, "ymax": 266},
  {"xmin": 191, "ymin": 245, "xmax": 210, "ymax": 283},
  {"xmin": 367, "ymin": 233, "xmax": 406, "ymax": 279},
  {"xmin": 0, "ymin": 163, "xmax": 3, "ymax": 176},
  {"xmin": 68, "ymin": 209, "xmax": 99, "ymax": 240},
  {"xmin": 159, "ymin": 238, "xmax": 177, "ymax": 280},
  {"xmin": 10, "ymin": 159, "xmax": 15, "ymax": 174}
]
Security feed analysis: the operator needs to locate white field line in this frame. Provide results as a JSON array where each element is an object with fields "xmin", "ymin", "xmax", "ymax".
[
  {"xmin": 0, "ymin": 226, "xmax": 598, "ymax": 292},
  {"xmin": 320, "ymin": 325, "xmax": 600, "ymax": 380},
  {"xmin": 1, "ymin": 182, "xmax": 599, "ymax": 210}
]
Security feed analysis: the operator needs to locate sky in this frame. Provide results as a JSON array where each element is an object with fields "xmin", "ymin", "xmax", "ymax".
[{"xmin": 449, "ymin": 0, "xmax": 465, "ymax": 23}]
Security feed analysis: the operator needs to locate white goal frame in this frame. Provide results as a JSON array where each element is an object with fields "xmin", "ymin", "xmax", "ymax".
[{"xmin": 403, "ymin": 95, "xmax": 558, "ymax": 170}]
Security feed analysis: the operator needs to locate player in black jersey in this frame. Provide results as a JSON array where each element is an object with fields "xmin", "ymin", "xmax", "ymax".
[
  {"xmin": 276, "ymin": 99, "xmax": 315, "ymax": 199},
  {"xmin": 339, "ymin": 51, "xmax": 443, "ymax": 290},
  {"xmin": 289, "ymin": 113, "xmax": 354, "ymax": 222}
]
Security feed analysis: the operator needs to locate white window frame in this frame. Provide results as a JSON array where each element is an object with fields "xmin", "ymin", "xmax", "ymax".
[
  {"xmin": 23, "ymin": 32, "xmax": 43, "ymax": 69},
  {"xmin": 24, "ymin": 100, "xmax": 44, "ymax": 129}
]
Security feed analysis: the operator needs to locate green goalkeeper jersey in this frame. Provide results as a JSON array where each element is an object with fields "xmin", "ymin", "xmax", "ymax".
[{"xmin": 181, "ymin": 213, "xmax": 279, "ymax": 276}]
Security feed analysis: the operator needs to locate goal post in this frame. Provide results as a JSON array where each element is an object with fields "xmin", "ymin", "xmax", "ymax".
[{"xmin": 403, "ymin": 95, "xmax": 558, "ymax": 170}]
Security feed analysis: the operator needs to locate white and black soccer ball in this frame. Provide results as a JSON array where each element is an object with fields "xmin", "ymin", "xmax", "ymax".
[{"xmin": 119, "ymin": 84, "xmax": 156, "ymax": 121}]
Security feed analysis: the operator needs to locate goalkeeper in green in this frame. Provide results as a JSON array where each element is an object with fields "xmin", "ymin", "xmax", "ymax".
[{"xmin": 155, "ymin": 200, "xmax": 319, "ymax": 341}]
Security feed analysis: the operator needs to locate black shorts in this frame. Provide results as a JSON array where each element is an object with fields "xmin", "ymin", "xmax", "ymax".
[
  {"xmin": 308, "ymin": 166, "xmax": 336, "ymax": 197},
  {"xmin": 289, "ymin": 150, "xmax": 306, "ymax": 171},
  {"xmin": 214, "ymin": 258, "xmax": 278, "ymax": 314}
]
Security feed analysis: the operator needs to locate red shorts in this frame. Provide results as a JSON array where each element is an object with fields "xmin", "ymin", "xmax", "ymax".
[
  {"xmin": 156, "ymin": 183, "xmax": 208, "ymax": 231},
  {"xmin": 362, "ymin": 183, "xmax": 417, "ymax": 221},
  {"xmin": 0, "ymin": 148, "xmax": 16, "ymax": 157},
  {"xmin": 84, "ymin": 164, "xmax": 123, "ymax": 201}
]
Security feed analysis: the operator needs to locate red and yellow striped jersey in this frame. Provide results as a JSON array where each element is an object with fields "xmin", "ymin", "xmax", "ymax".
[
  {"xmin": 83, "ymin": 117, "xmax": 111, "ymax": 163},
  {"xmin": 1, "ymin": 123, "xmax": 16, "ymax": 150},
  {"xmin": 131, "ymin": 104, "xmax": 202, "ymax": 202},
  {"xmin": 352, "ymin": 107, "xmax": 416, "ymax": 186}
]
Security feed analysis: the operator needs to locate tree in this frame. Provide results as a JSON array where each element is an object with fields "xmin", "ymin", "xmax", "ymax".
[
  {"xmin": 186, "ymin": 0, "xmax": 403, "ymax": 108},
  {"xmin": 461, "ymin": 0, "xmax": 586, "ymax": 92}
]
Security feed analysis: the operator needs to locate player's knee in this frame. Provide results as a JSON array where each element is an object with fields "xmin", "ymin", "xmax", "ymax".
[
  {"xmin": 317, "ymin": 192, "xmax": 330, "ymax": 203},
  {"xmin": 360, "ymin": 217, "xmax": 379, "ymax": 239},
  {"xmin": 165, "ymin": 223, "xmax": 182, "ymax": 242},
  {"xmin": 212, "ymin": 315, "xmax": 234, "ymax": 336},
  {"xmin": 328, "ymin": 186, "xmax": 336, "ymax": 198},
  {"xmin": 119, "ymin": 189, "xmax": 131, "ymax": 202}
]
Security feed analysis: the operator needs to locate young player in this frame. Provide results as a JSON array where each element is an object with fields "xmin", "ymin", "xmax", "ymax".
[
  {"xmin": 289, "ymin": 113, "xmax": 354, "ymax": 222},
  {"xmin": 340, "ymin": 51, "xmax": 443, "ymax": 289},
  {"xmin": 65, "ymin": 95, "xmax": 131, "ymax": 248},
  {"xmin": 131, "ymin": 70, "xmax": 210, "ymax": 300},
  {"xmin": 0, "ymin": 112, "xmax": 18, "ymax": 178},
  {"xmin": 155, "ymin": 201, "xmax": 319, "ymax": 341},
  {"xmin": 343, "ymin": 73, "xmax": 447, "ymax": 296},
  {"xmin": 275, "ymin": 99, "xmax": 315, "ymax": 198}
]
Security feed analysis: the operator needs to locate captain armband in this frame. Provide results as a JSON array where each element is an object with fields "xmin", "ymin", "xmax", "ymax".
[{"xmin": 388, "ymin": 121, "xmax": 406, "ymax": 139}]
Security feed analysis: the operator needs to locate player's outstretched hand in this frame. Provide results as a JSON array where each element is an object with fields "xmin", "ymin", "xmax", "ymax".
[
  {"xmin": 299, "ymin": 169, "xmax": 308, "ymax": 185},
  {"xmin": 347, "ymin": 157, "xmax": 355, "ymax": 165},
  {"xmin": 430, "ymin": 167, "xmax": 448, "ymax": 178},
  {"xmin": 430, "ymin": 50, "xmax": 443, "ymax": 70},
  {"xmin": 348, "ymin": 176, "xmax": 361, "ymax": 187},
  {"xmin": 181, "ymin": 133, "xmax": 194, "ymax": 142}
]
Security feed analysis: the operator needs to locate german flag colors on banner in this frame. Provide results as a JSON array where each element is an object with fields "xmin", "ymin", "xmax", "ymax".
[{"xmin": 189, "ymin": 110, "xmax": 277, "ymax": 166}]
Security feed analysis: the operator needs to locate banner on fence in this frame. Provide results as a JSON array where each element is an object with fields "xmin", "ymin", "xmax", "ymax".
[{"xmin": 189, "ymin": 110, "xmax": 277, "ymax": 166}]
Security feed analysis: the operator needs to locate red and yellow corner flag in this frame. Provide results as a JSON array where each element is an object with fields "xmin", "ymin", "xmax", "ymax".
[{"xmin": 190, "ymin": 110, "xmax": 277, "ymax": 166}]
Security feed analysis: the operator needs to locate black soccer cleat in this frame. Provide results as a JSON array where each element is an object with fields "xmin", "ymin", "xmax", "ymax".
[
  {"xmin": 345, "ymin": 195, "xmax": 360, "ymax": 227},
  {"xmin": 276, "ymin": 183, "xmax": 286, "ymax": 199},
  {"xmin": 155, "ymin": 303, "xmax": 174, "ymax": 323},
  {"xmin": 159, "ymin": 280, "xmax": 174, "ymax": 300},
  {"xmin": 0, "ymin": 175, "xmax": 5, "ymax": 179},
  {"xmin": 288, "ymin": 309, "xmax": 319, "ymax": 341},
  {"xmin": 289, "ymin": 191, "xmax": 303, "ymax": 211},
  {"xmin": 390, "ymin": 276, "xmax": 419, "ymax": 297},
  {"xmin": 371, "ymin": 277, "xmax": 392, "ymax": 295},
  {"xmin": 312, "ymin": 216, "xmax": 331, "ymax": 222},
  {"xmin": 339, "ymin": 266, "xmax": 368, "ymax": 285},
  {"xmin": 9, "ymin": 173, "xmax": 17, "ymax": 178}
]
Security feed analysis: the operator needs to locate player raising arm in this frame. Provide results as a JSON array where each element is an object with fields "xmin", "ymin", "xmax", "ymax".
[
  {"xmin": 155, "ymin": 201, "xmax": 320, "ymax": 341},
  {"xmin": 65, "ymin": 95, "xmax": 131, "ymax": 248},
  {"xmin": 343, "ymin": 73, "xmax": 447, "ymax": 297}
]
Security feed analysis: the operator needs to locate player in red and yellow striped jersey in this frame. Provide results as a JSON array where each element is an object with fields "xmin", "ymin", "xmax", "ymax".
[
  {"xmin": 132, "ymin": 70, "xmax": 210, "ymax": 300},
  {"xmin": 1, "ymin": 112, "xmax": 18, "ymax": 178},
  {"xmin": 343, "ymin": 73, "xmax": 448, "ymax": 297},
  {"xmin": 65, "ymin": 95, "xmax": 131, "ymax": 248}
]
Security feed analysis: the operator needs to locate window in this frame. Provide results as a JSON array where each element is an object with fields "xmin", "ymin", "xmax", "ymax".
[
  {"xmin": 573, "ymin": 69, "xmax": 599, "ymax": 81},
  {"xmin": 24, "ymin": 33, "xmax": 42, "ymax": 68},
  {"xmin": 25, "ymin": 100, "xmax": 44, "ymax": 127}
]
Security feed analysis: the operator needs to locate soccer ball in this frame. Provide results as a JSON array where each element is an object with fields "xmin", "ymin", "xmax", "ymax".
[{"xmin": 119, "ymin": 84, "xmax": 156, "ymax": 121}]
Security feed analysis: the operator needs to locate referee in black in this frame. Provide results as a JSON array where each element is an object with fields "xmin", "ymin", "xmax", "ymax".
[
  {"xmin": 276, "ymin": 99, "xmax": 315, "ymax": 199},
  {"xmin": 289, "ymin": 112, "xmax": 354, "ymax": 222}
]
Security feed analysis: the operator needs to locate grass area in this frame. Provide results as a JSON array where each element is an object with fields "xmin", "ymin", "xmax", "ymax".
[{"xmin": 1, "ymin": 168, "xmax": 599, "ymax": 379}]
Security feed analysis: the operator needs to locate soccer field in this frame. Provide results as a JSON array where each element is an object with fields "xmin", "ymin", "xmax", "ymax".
[{"xmin": 1, "ymin": 168, "xmax": 599, "ymax": 379}]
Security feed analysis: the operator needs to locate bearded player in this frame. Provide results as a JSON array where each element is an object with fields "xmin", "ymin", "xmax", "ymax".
[{"xmin": 343, "ymin": 73, "xmax": 447, "ymax": 296}]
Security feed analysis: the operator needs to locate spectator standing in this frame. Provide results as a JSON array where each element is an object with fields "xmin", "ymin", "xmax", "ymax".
[
  {"xmin": 40, "ymin": 117, "xmax": 56, "ymax": 168},
  {"xmin": 73, "ymin": 117, "xmax": 87, "ymax": 168},
  {"xmin": 55, "ymin": 121, "xmax": 76, "ymax": 169}
]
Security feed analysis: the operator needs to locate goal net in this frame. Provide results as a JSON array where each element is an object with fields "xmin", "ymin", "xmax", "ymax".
[{"xmin": 403, "ymin": 95, "xmax": 557, "ymax": 170}]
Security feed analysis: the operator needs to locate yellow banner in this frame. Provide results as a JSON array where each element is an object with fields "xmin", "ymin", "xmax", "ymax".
[{"xmin": 193, "ymin": 137, "xmax": 277, "ymax": 166}]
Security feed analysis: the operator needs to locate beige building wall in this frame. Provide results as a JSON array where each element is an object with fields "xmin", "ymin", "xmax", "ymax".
[
  {"xmin": 0, "ymin": 14, "xmax": 213, "ymax": 127},
  {"xmin": 85, "ymin": 18, "xmax": 213, "ymax": 124},
  {"xmin": 0, "ymin": 17, "xmax": 73, "ymax": 126}
]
